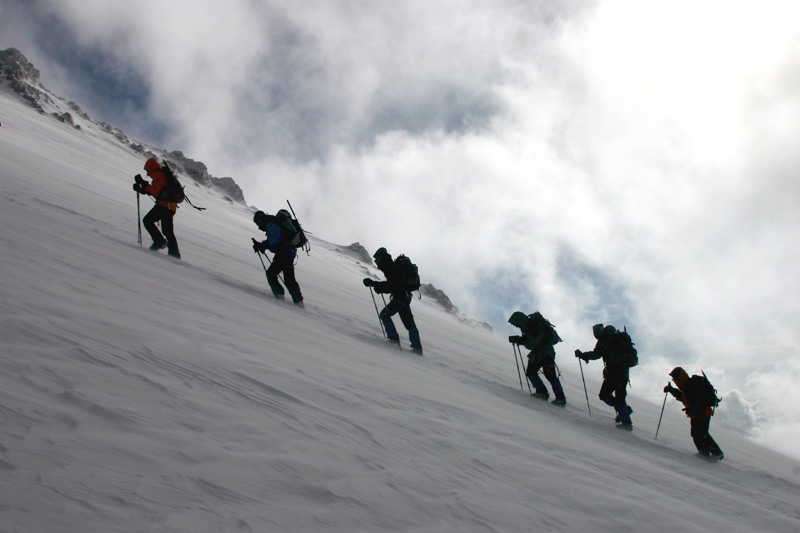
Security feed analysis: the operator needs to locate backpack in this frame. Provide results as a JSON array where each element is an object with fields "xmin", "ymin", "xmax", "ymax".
[
  {"xmin": 528, "ymin": 312, "xmax": 562, "ymax": 346},
  {"xmin": 275, "ymin": 209, "xmax": 308, "ymax": 249},
  {"xmin": 687, "ymin": 372, "xmax": 722, "ymax": 410},
  {"xmin": 616, "ymin": 327, "xmax": 638, "ymax": 367},
  {"xmin": 394, "ymin": 255, "xmax": 421, "ymax": 292},
  {"xmin": 156, "ymin": 161, "xmax": 186, "ymax": 204}
]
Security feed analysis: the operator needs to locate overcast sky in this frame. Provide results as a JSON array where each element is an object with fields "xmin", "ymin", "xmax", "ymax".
[{"xmin": 2, "ymin": 0, "xmax": 800, "ymax": 439}]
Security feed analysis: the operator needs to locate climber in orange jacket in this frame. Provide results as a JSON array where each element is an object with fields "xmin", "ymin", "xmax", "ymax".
[{"xmin": 134, "ymin": 158, "xmax": 180, "ymax": 259}]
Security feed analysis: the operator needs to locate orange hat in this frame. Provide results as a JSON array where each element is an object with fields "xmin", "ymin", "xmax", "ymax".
[{"xmin": 144, "ymin": 158, "xmax": 160, "ymax": 173}]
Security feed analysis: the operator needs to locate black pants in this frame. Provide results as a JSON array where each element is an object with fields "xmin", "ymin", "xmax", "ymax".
[
  {"xmin": 378, "ymin": 293, "xmax": 421, "ymax": 349},
  {"xmin": 691, "ymin": 416, "xmax": 723, "ymax": 456},
  {"xmin": 599, "ymin": 365, "xmax": 629, "ymax": 407},
  {"xmin": 379, "ymin": 294, "xmax": 417, "ymax": 331},
  {"xmin": 267, "ymin": 254, "xmax": 302, "ymax": 302},
  {"xmin": 143, "ymin": 204, "xmax": 179, "ymax": 255},
  {"xmin": 526, "ymin": 350, "xmax": 564, "ymax": 397}
]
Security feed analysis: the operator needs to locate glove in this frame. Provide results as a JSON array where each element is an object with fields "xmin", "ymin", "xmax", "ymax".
[
  {"xmin": 363, "ymin": 278, "xmax": 374, "ymax": 287},
  {"xmin": 134, "ymin": 174, "xmax": 147, "ymax": 187},
  {"xmin": 252, "ymin": 240, "xmax": 266, "ymax": 253},
  {"xmin": 664, "ymin": 384, "xmax": 680, "ymax": 398},
  {"xmin": 574, "ymin": 349, "xmax": 582, "ymax": 358},
  {"xmin": 508, "ymin": 335, "xmax": 521, "ymax": 344},
  {"xmin": 133, "ymin": 182, "xmax": 147, "ymax": 194}
]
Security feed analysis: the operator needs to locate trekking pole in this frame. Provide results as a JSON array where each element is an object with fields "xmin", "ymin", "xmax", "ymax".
[
  {"xmin": 368, "ymin": 287, "xmax": 386, "ymax": 338},
  {"xmin": 286, "ymin": 199, "xmax": 310, "ymax": 254},
  {"xmin": 655, "ymin": 388, "xmax": 669, "ymax": 440},
  {"xmin": 578, "ymin": 357, "xmax": 591, "ymax": 417},
  {"xmin": 254, "ymin": 241, "xmax": 269, "ymax": 277},
  {"xmin": 511, "ymin": 344, "xmax": 524, "ymax": 392},
  {"xmin": 136, "ymin": 192, "xmax": 142, "ymax": 247},
  {"xmin": 515, "ymin": 345, "xmax": 532, "ymax": 394}
]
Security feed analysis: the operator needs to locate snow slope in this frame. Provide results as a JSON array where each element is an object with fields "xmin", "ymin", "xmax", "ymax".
[{"xmin": 1, "ymin": 85, "xmax": 799, "ymax": 533}]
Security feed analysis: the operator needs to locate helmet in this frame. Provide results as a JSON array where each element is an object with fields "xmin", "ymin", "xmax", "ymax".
[
  {"xmin": 508, "ymin": 311, "xmax": 528, "ymax": 328},
  {"xmin": 592, "ymin": 324, "xmax": 605, "ymax": 339},
  {"xmin": 144, "ymin": 158, "xmax": 160, "ymax": 173}
]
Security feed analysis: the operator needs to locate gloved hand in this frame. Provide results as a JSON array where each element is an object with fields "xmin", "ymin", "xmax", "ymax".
[
  {"xmin": 664, "ymin": 384, "xmax": 680, "ymax": 398},
  {"xmin": 252, "ymin": 240, "xmax": 266, "ymax": 253},
  {"xmin": 135, "ymin": 174, "xmax": 147, "ymax": 187},
  {"xmin": 574, "ymin": 349, "xmax": 584, "ymax": 359},
  {"xmin": 363, "ymin": 278, "xmax": 374, "ymax": 287},
  {"xmin": 508, "ymin": 335, "xmax": 521, "ymax": 344},
  {"xmin": 133, "ymin": 182, "xmax": 147, "ymax": 194}
]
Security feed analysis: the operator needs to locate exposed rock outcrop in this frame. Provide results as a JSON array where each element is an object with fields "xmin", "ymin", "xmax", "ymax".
[
  {"xmin": 1, "ymin": 47, "xmax": 248, "ymax": 206},
  {"xmin": 0, "ymin": 47, "xmax": 52, "ymax": 112}
]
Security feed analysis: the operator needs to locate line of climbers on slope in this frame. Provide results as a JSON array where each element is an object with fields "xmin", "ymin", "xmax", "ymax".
[
  {"xmin": 507, "ymin": 310, "xmax": 723, "ymax": 460},
  {"xmin": 132, "ymin": 158, "xmax": 424, "ymax": 355},
  {"xmin": 132, "ymin": 157, "xmax": 722, "ymax": 461}
]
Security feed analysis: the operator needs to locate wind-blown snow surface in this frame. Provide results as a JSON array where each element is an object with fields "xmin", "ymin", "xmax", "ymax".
[{"xmin": 1, "ymin": 87, "xmax": 799, "ymax": 533}]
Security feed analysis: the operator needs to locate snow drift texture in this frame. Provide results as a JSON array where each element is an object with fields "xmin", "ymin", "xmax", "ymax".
[{"xmin": 1, "ymin": 49, "xmax": 799, "ymax": 532}]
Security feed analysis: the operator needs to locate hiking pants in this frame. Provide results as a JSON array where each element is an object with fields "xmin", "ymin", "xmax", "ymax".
[
  {"xmin": 599, "ymin": 364, "xmax": 629, "ymax": 407},
  {"xmin": 267, "ymin": 254, "xmax": 303, "ymax": 302},
  {"xmin": 379, "ymin": 294, "xmax": 421, "ymax": 348},
  {"xmin": 143, "ymin": 204, "xmax": 179, "ymax": 255},
  {"xmin": 690, "ymin": 416, "xmax": 723, "ymax": 456},
  {"xmin": 598, "ymin": 364, "xmax": 632, "ymax": 421},
  {"xmin": 526, "ymin": 350, "xmax": 564, "ymax": 397},
  {"xmin": 599, "ymin": 378, "xmax": 628, "ymax": 407}
]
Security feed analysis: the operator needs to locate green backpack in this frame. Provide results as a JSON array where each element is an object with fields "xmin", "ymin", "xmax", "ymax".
[{"xmin": 529, "ymin": 312, "xmax": 562, "ymax": 346}]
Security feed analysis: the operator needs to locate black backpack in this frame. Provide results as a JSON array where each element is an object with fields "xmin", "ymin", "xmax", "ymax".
[
  {"xmin": 616, "ymin": 327, "xmax": 638, "ymax": 367},
  {"xmin": 275, "ymin": 209, "xmax": 308, "ymax": 249},
  {"xmin": 528, "ymin": 312, "xmax": 562, "ymax": 346},
  {"xmin": 687, "ymin": 372, "xmax": 722, "ymax": 410},
  {"xmin": 156, "ymin": 161, "xmax": 186, "ymax": 204},
  {"xmin": 394, "ymin": 255, "xmax": 420, "ymax": 292}
]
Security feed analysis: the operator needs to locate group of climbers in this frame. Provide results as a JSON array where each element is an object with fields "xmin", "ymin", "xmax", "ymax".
[
  {"xmin": 133, "ymin": 158, "xmax": 424, "ymax": 355},
  {"xmin": 507, "ymin": 311, "xmax": 723, "ymax": 459},
  {"xmin": 133, "ymin": 157, "xmax": 723, "ymax": 461}
]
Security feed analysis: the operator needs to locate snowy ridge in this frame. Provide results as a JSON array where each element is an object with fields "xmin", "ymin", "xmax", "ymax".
[
  {"xmin": 1, "ymin": 67, "xmax": 800, "ymax": 532},
  {"xmin": 0, "ymin": 48, "xmax": 246, "ymax": 205}
]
